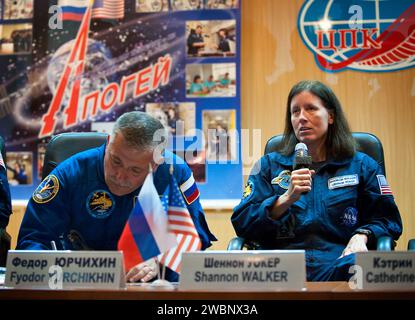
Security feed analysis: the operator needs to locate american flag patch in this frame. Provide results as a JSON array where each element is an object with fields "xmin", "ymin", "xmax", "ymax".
[{"xmin": 377, "ymin": 175, "xmax": 393, "ymax": 195}]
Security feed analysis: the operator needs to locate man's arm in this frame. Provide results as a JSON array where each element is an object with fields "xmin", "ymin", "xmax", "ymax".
[{"xmin": 17, "ymin": 170, "xmax": 71, "ymax": 250}]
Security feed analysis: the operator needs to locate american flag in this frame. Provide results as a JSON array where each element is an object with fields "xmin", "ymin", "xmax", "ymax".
[
  {"xmin": 158, "ymin": 175, "xmax": 201, "ymax": 273},
  {"xmin": 0, "ymin": 152, "xmax": 5, "ymax": 170},
  {"xmin": 58, "ymin": 0, "xmax": 124, "ymax": 21},
  {"xmin": 377, "ymin": 175, "xmax": 393, "ymax": 195},
  {"xmin": 92, "ymin": 0, "xmax": 124, "ymax": 19}
]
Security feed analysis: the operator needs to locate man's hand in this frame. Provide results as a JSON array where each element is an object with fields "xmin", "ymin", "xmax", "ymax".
[
  {"xmin": 126, "ymin": 258, "xmax": 158, "ymax": 283},
  {"xmin": 339, "ymin": 234, "xmax": 368, "ymax": 259}
]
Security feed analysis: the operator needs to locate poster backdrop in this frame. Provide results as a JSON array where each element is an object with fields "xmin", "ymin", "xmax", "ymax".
[{"xmin": 0, "ymin": 0, "xmax": 241, "ymax": 201}]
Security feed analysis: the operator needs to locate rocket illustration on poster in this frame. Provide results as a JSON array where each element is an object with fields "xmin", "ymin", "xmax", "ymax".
[{"xmin": 0, "ymin": 0, "xmax": 241, "ymax": 201}]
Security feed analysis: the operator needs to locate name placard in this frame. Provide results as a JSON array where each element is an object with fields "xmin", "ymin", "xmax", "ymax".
[
  {"xmin": 354, "ymin": 252, "xmax": 415, "ymax": 290},
  {"xmin": 5, "ymin": 250, "xmax": 125, "ymax": 290},
  {"xmin": 179, "ymin": 250, "xmax": 306, "ymax": 291}
]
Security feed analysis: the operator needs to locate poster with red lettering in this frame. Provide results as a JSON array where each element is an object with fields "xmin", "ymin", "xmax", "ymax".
[{"xmin": 0, "ymin": 0, "xmax": 241, "ymax": 201}]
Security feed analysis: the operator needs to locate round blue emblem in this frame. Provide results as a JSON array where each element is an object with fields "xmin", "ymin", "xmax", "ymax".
[
  {"xmin": 342, "ymin": 207, "xmax": 358, "ymax": 227},
  {"xmin": 32, "ymin": 175, "xmax": 60, "ymax": 204},
  {"xmin": 86, "ymin": 190, "xmax": 115, "ymax": 219}
]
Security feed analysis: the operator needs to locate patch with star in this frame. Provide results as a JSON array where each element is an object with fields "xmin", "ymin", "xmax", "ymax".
[
  {"xmin": 271, "ymin": 170, "xmax": 291, "ymax": 189},
  {"xmin": 86, "ymin": 190, "xmax": 115, "ymax": 219},
  {"xmin": 32, "ymin": 175, "xmax": 60, "ymax": 204}
]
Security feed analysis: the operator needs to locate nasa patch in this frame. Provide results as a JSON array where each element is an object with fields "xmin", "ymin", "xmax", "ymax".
[
  {"xmin": 342, "ymin": 207, "xmax": 358, "ymax": 227},
  {"xmin": 86, "ymin": 190, "xmax": 115, "ymax": 219},
  {"xmin": 32, "ymin": 175, "xmax": 60, "ymax": 204},
  {"xmin": 271, "ymin": 170, "xmax": 291, "ymax": 190}
]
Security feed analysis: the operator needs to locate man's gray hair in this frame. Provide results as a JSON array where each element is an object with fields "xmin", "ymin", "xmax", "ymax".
[{"xmin": 111, "ymin": 111, "xmax": 168, "ymax": 152}]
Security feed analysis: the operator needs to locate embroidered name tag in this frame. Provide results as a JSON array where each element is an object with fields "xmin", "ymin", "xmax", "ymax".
[{"xmin": 328, "ymin": 174, "xmax": 359, "ymax": 190}]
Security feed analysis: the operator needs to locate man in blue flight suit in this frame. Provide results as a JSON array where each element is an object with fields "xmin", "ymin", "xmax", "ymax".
[
  {"xmin": 0, "ymin": 136, "xmax": 12, "ymax": 267},
  {"xmin": 17, "ymin": 111, "xmax": 216, "ymax": 282},
  {"xmin": 0, "ymin": 140, "xmax": 12, "ymax": 231},
  {"xmin": 187, "ymin": 25, "xmax": 205, "ymax": 56},
  {"xmin": 217, "ymin": 29, "xmax": 231, "ymax": 54}
]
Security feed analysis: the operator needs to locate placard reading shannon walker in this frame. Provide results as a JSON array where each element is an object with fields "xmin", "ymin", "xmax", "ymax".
[
  {"xmin": 354, "ymin": 252, "xmax": 415, "ymax": 290},
  {"xmin": 179, "ymin": 250, "xmax": 306, "ymax": 291},
  {"xmin": 5, "ymin": 250, "xmax": 125, "ymax": 290}
]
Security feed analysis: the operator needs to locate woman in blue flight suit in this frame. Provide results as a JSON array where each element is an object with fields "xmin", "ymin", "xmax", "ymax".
[{"xmin": 232, "ymin": 80, "xmax": 402, "ymax": 281}]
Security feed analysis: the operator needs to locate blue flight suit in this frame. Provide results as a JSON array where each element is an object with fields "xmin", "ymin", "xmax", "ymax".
[
  {"xmin": 0, "ymin": 161, "xmax": 12, "ymax": 229},
  {"xmin": 187, "ymin": 32, "xmax": 204, "ymax": 55},
  {"xmin": 17, "ymin": 144, "xmax": 216, "ymax": 281},
  {"xmin": 232, "ymin": 151, "xmax": 402, "ymax": 281},
  {"xmin": 218, "ymin": 38, "xmax": 231, "ymax": 53}
]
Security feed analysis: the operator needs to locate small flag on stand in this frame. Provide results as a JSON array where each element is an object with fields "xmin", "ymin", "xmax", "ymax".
[
  {"xmin": 158, "ymin": 174, "xmax": 201, "ymax": 274},
  {"xmin": 117, "ymin": 173, "xmax": 177, "ymax": 272}
]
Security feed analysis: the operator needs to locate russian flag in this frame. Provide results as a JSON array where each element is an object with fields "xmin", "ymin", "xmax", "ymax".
[
  {"xmin": 117, "ymin": 173, "xmax": 177, "ymax": 272},
  {"xmin": 58, "ymin": 0, "xmax": 88, "ymax": 22},
  {"xmin": 179, "ymin": 174, "xmax": 200, "ymax": 205}
]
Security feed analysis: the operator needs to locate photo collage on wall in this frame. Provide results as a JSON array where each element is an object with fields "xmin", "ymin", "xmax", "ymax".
[
  {"xmin": 136, "ymin": 0, "xmax": 240, "ymax": 189},
  {"xmin": 0, "ymin": 0, "xmax": 241, "ymax": 201},
  {"xmin": 181, "ymin": 0, "xmax": 239, "ymax": 195},
  {"xmin": 0, "ymin": 0, "xmax": 33, "ymax": 189},
  {"xmin": 0, "ymin": 0, "xmax": 33, "ymax": 55}
]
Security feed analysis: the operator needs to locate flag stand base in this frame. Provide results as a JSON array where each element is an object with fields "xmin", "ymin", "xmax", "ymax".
[{"xmin": 151, "ymin": 279, "xmax": 174, "ymax": 288}]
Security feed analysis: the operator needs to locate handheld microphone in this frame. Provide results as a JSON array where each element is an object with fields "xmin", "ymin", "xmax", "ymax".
[{"xmin": 293, "ymin": 143, "xmax": 312, "ymax": 171}]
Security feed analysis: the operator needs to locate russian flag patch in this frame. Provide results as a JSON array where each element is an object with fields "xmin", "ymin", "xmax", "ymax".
[
  {"xmin": 377, "ymin": 175, "xmax": 393, "ymax": 195},
  {"xmin": 180, "ymin": 174, "xmax": 200, "ymax": 205}
]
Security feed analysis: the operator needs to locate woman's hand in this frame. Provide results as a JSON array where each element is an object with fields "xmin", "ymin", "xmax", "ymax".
[
  {"xmin": 339, "ymin": 234, "xmax": 368, "ymax": 259},
  {"xmin": 286, "ymin": 168, "xmax": 315, "ymax": 202},
  {"xmin": 270, "ymin": 168, "xmax": 314, "ymax": 220}
]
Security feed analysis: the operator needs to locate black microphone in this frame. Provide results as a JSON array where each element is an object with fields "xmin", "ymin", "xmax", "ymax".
[
  {"xmin": 67, "ymin": 230, "xmax": 91, "ymax": 250},
  {"xmin": 293, "ymin": 143, "xmax": 312, "ymax": 171}
]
